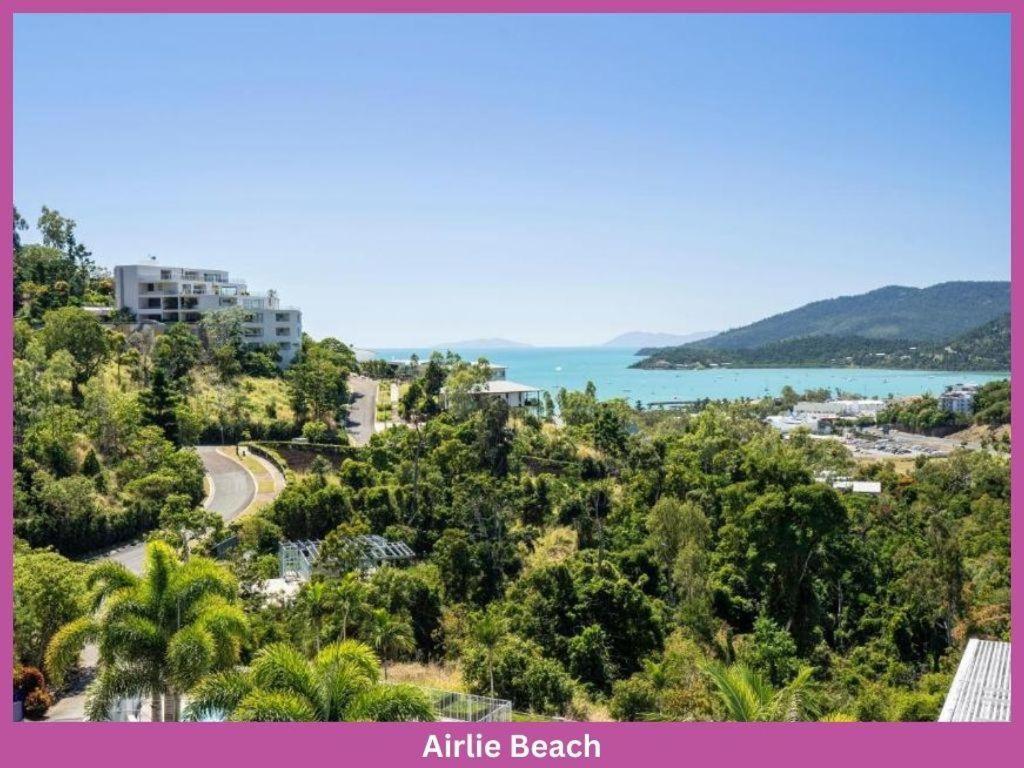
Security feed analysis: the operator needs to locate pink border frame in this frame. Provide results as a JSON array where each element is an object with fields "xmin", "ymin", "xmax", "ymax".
[{"xmin": 2, "ymin": 3, "xmax": 1021, "ymax": 766}]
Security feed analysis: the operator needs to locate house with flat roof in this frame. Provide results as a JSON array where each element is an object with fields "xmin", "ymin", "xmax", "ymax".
[
  {"xmin": 114, "ymin": 260, "xmax": 302, "ymax": 366},
  {"xmin": 442, "ymin": 379, "xmax": 543, "ymax": 413}
]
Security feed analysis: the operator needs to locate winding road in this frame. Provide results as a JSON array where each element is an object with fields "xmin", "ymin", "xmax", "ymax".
[
  {"xmin": 45, "ymin": 447, "xmax": 265, "ymax": 721},
  {"xmin": 105, "ymin": 446, "xmax": 256, "ymax": 574}
]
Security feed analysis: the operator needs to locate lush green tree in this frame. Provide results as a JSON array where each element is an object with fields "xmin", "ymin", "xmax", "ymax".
[
  {"xmin": 154, "ymin": 324, "xmax": 203, "ymax": 383},
  {"xmin": 287, "ymin": 336, "xmax": 353, "ymax": 423},
  {"xmin": 37, "ymin": 307, "xmax": 109, "ymax": 387},
  {"xmin": 14, "ymin": 544, "xmax": 90, "ymax": 669}
]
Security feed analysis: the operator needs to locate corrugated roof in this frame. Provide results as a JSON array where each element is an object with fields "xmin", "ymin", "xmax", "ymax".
[{"xmin": 938, "ymin": 638, "xmax": 1011, "ymax": 721}]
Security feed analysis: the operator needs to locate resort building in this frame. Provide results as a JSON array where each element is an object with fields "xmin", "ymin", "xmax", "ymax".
[
  {"xmin": 113, "ymin": 260, "xmax": 303, "ymax": 366},
  {"xmin": 939, "ymin": 384, "xmax": 978, "ymax": 415},
  {"xmin": 938, "ymin": 638, "xmax": 1010, "ymax": 721}
]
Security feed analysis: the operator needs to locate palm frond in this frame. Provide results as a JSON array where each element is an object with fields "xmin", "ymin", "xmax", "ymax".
[
  {"xmin": 84, "ymin": 662, "xmax": 155, "ymax": 721},
  {"xmin": 171, "ymin": 558, "xmax": 238, "ymax": 615},
  {"xmin": 167, "ymin": 625, "xmax": 216, "ymax": 691},
  {"xmin": 86, "ymin": 561, "xmax": 139, "ymax": 610},
  {"xmin": 346, "ymin": 684, "xmax": 436, "ymax": 722},
  {"xmin": 314, "ymin": 640, "xmax": 381, "ymax": 682},
  {"xmin": 183, "ymin": 670, "xmax": 254, "ymax": 721},
  {"xmin": 101, "ymin": 614, "xmax": 164, "ymax": 662},
  {"xmin": 229, "ymin": 690, "xmax": 318, "ymax": 722},
  {"xmin": 44, "ymin": 615, "xmax": 99, "ymax": 689},
  {"xmin": 193, "ymin": 599, "xmax": 249, "ymax": 669},
  {"xmin": 250, "ymin": 643, "xmax": 320, "ymax": 713},
  {"xmin": 702, "ymin": 662, "xmax": 760, "ymax": 721}
]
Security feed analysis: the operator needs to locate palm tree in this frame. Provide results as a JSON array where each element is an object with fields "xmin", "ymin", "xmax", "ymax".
[
  {"xmin": 299, "ymin": 581, "xmax": 329, "ymax": 654},
  {"xmin": 45, "ymin": 541, "xmax": 247, "ymax": 721},
  {"xmin": 469, "ymin": 609, "xmax": 506, "ymax": 697},
  {"xmin": 332, "ymin": 573, "xmax": 368, "ymax": 641},
  {"xmin": 364, "ymin": 609, "xmax": 415, "ymax": 681},
  {"xmin": 702, "ymin": 662, "xmax": 817, "ymax": 722},
  {"xmin": 184, "ymin": 640, "xmax": 434, "ymax": 722}
]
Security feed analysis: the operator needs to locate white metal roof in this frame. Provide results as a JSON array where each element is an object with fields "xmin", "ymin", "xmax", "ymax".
[
  {"xmin": 471, "ymin": 380, "xmax": 541, "ymax": 395},
  {"xmin": 938, "ymin": 638, "xmax": 1011, "ymax": 721}
]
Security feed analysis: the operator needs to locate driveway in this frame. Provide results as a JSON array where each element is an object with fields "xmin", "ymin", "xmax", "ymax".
[
  {"xmin": 346, "ymin": 374, "xmax": 378, "ymax": 446},
  {"xmin": 105, "ymin": 446, "xmax": 255, "ymax": 574}
]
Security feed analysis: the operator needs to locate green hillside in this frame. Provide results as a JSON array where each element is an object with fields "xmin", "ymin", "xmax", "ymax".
[
  {"xmin": 682, "ymin": 281, "xmax": 1009, "ymax": 351},
  {"xmin": 633, "ymin": 313, "xmax": 1009, "ymax": 371}
]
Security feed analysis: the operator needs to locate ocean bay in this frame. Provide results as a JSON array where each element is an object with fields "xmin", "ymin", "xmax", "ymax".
[{"xmin": 373, "ymin": 347, "xmax": 1008, "ymax": 405}]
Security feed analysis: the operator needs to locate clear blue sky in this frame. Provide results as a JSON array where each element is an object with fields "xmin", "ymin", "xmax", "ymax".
[{"xmin": 15, "ymin": 13, "xmax": 1010, "ymax": 347}]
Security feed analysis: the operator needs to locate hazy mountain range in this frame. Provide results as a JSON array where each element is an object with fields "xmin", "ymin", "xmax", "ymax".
[{"xmin": 602, "ymin": 330, "xmax": 717, "ymax": 349}]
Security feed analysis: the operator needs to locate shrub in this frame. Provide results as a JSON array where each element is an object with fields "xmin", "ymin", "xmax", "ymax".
[
  {"xmin": 609, "ymin": 676, "xmax": 658, "ymax": 721},
  {"xmin": 23, "ymin": 687, "xmax": 54, "ymax": 719},
  {"xmin": 16, "ymin": 665, "xmax": 46, "ymax": 695},
  {"xmin": 302, "ymin": 420, "xmax": 329, "ymax": 443}
]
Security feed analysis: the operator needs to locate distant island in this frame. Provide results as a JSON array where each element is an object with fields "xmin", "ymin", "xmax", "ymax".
[
  {"xmin": 433, "ymin": 337, "xmax": 533, "ymax": 349},
  {"xmin": 634, "ymin": 281, "xmax": 1010, "ymax": 372},
  {"xmin": 602, "ymin": 330, "xmax": 717, "ymax": 349}
]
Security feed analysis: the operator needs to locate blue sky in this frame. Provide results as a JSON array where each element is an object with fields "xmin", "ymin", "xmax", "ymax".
[{"xmin": 15, "ymin": 13, "xmax": 1010, "ymax": 347}]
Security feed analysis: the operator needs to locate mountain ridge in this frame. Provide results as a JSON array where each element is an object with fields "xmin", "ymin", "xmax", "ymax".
[{"xmin": 689, "ymin": 281, "xmax": 1009, "ymax": 351}]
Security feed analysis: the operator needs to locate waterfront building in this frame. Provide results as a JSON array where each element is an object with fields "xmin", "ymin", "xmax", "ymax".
[{"xmin": 939, "ymin": 384, "xmax": 979, "ymax": 415}]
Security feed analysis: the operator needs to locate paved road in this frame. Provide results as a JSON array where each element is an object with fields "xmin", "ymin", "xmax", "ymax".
[
  {"xmin": 346, "ymin": 374, "xmax": 378, "ymax": 446},
  {"xmin": 105, "ymin": 446, "xmax": 255, "ymax": 574}
]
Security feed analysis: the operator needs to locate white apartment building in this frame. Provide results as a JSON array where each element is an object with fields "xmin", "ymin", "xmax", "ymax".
[
  {"xmin": 938, "ymin": 384, "xmax": 978, "ymax": 415},
  {"xmin": 113, "ymin": 261, "xmax": 303, "ymax": 366}
]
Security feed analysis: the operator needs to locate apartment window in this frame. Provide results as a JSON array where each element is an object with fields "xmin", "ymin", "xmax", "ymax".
[
  {"xmin": 161, "ymin": 270, "xmax": 172, "ymax": 279},
  {"xmin": 219, "ymin": 297, "xmax": 237, "ymax": 306},
  {"xmin": 275, "ymin": 313, "xmax": 290, "ymax": 322},
  {"xmin": 275, "ymin": 327, "xmax": 291, "ymax": 337}
]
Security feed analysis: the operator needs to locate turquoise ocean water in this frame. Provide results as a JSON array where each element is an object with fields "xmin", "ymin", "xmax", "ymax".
[{"xmin": 372, "ymin": 347, "xmax": 1008, "ymax": 406}]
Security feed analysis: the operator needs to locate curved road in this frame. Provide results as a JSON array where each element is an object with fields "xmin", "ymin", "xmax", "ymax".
[
  {"xmin": 105, "ymin": 446, "xmax": 255, "ymax": 574},
  {"xmin": 48, "ymin": 447, "xmax": 261, "ymax": 721}
]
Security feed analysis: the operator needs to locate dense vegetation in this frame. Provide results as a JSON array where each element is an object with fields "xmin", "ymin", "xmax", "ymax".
[
  {"xmin": 12, "ymin": 208, "xmax": 1011, "ymax": 722},
  {"xmin": 216, "ymin": 387, "xmax": 1008, "ymax": 721},
  {"xmin": 12, "ymin": 206, "xmax": 356, "ymax": 556},
  {"xmin": 661, "ymin": 281, "xmax": 1008, "ymax": 351},
  {"xmin": 634, "ymin": 314, "xmax": 1010, "ymax": 372}
]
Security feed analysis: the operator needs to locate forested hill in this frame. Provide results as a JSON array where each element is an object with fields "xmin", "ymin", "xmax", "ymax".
[
  {"xmin": 633, "ymin": 312, "xmax": 1010, "ymax": 371},
  {"xmin": 679, "ymin": 281, "xmax": 1009, "ymax": 351}
]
